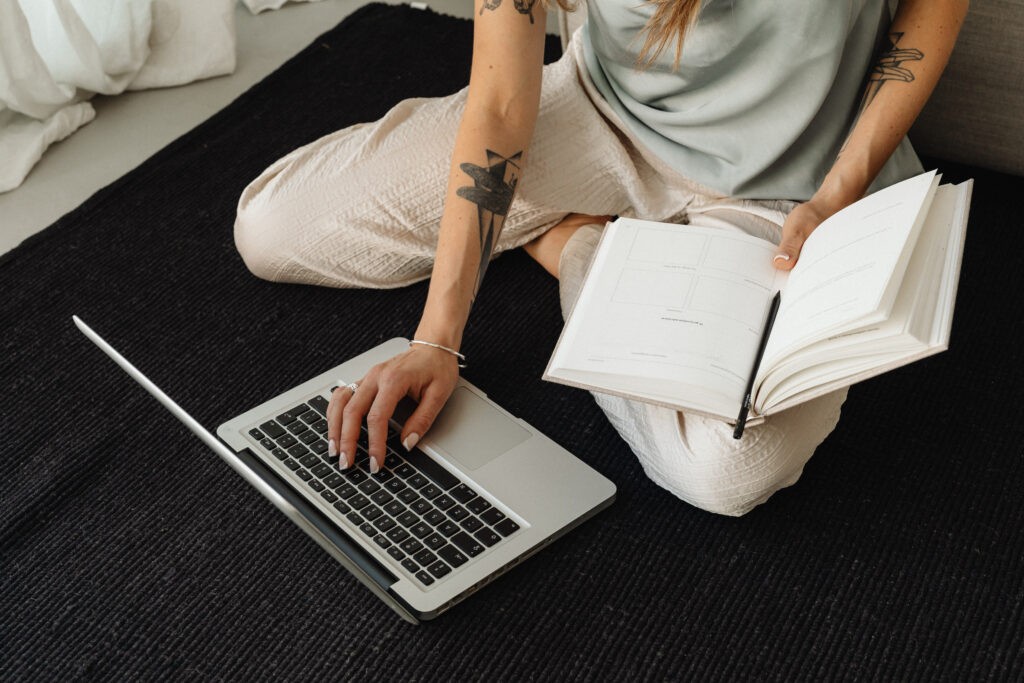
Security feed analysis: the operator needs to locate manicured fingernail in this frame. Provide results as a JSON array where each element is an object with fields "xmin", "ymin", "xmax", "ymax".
[
  {"xmin": 370, "ymin": 457, "xmax": 380, "ymax": 474},
  {"xmin": 339, "ymin": 452, "xmax": 348, "ymax": 469},
  {"xmin": 403, "ymin": 433, "xmax": 420, "ymax": 451},
  {"xmin": 773, "ymin": 253, "xmax": 791, "ymax": 262},
  {"xmin": 328, "ymin": 439, "xmax": 337, "ymax": 457}
]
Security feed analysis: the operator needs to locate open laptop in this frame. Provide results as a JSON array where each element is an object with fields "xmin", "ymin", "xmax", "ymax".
[{"xmin": 74, "ymin": 316, "xmax": 616, "ymax": 623}]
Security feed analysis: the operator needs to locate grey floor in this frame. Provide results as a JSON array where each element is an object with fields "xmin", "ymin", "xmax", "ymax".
[{"xmin": 0, "ymin": 0, "xmax": 492, "ymax": 256}]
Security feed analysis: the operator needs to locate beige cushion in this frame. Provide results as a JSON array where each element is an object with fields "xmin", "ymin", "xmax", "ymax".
[
  {"xmin": 910, "ymin": 0, "xmax": 1024, "ymax": 175},
  {"xmin": 558, "ymin": 0, "xmax": 1024, "ymax": 176}
]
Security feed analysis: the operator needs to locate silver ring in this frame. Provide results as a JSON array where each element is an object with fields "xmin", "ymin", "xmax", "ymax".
[{"xmin": 345, "ymin": 382, "xmax": 359, "ymax": 394}]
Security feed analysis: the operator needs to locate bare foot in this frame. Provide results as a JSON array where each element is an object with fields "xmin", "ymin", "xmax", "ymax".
[{"xmin": 523, "ymin": 213, "xmax": 613, "ymax": 279}]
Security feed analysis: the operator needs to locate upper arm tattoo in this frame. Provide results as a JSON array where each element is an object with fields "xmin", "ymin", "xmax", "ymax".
[
  {"xmin": 479, "ymin": 0, "xmax": 538, "ymax": 24},
  {"xmin": 455, "ymin": 150, "xmax": 522, "ymax": 296}
]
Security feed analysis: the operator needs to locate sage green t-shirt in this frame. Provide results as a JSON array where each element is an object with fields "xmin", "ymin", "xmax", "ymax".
[{"xmin": 582, "ymin": 0, "xmax": 924, "ymax": 200}]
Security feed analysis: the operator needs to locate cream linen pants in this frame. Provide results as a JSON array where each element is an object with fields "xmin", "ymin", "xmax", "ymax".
[{"xmin": 234, "ymin": 33, "xmax": 848, "ymax": 516}]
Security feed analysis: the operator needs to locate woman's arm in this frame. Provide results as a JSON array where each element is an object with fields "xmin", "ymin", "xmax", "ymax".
[
  {"xmin": 327, "ymin": 0, "xmax": 549, "ymax": 471},
  {"xmin": 773, "ymin": 0, "xmax": 970, "ymax": 269}
]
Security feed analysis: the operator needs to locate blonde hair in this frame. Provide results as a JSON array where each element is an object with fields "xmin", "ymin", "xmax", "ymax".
[{"xmin": 546, "ymin": 0, "xmax": 702, "ymax": 69}]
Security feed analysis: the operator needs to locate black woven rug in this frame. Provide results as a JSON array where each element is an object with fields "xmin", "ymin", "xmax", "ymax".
[{"xmin": 2, "ymin": 4, "xmax": 1022, "ymax": 680}]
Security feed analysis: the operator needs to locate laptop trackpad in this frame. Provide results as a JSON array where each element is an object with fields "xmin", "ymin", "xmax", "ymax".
[{"xmin": 424, "ymin": 387, "xmax": 530, "ymax": 471}]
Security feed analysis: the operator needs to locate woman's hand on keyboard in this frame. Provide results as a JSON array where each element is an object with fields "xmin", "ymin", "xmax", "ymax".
[{"xmin": 326, "ymin": 345, "xmax": 460, "ymax": 473}]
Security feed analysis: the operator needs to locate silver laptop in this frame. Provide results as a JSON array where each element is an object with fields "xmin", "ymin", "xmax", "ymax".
[{"xmin": 74, "ymin": 316, "xmax": 616, "ymax": 623}]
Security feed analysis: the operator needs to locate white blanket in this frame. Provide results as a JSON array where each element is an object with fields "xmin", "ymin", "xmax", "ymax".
[{"xmin": 0, "ymin": 0, "xmax": 235, "ymax": 194}]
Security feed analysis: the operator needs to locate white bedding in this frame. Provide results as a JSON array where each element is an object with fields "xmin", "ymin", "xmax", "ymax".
[{"xmin": 0, "ymin": 0, "xmax": 236, "ymax": 193}]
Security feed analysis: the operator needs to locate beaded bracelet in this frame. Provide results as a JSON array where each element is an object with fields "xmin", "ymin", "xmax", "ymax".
[{"xmin": 409, "ymin": 339, "xmax": 467, "ymax": 368}]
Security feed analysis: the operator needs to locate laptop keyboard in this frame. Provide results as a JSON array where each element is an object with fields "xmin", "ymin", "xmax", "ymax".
[{"xmin": 246, "ymin": 394, "xmax": 521, "ymax": 588}]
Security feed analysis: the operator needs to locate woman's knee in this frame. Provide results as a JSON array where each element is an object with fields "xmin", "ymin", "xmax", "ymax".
[{"xmin": 593, "ymin": 389, "xmax": 847, "ymax": 516}]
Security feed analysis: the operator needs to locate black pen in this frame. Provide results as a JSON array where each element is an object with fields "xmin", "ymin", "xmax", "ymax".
[{"xmin": 733, "ymin": 290, "xmax": 782, "ymax": 439}]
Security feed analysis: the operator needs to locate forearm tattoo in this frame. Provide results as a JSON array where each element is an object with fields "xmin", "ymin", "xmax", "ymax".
[
  {"xmin": 479, "ymin": 0, "xmax": 538, "ymax": 23},
  {"xmin": 861, "ymin": 32, "xmax": 924, "ymax": 112},
  {"xmin": 839, "ymin": 32, "xmax": 924, "ymax": 157},
  {"xmin": 455, "ymin": 149, "xmax": 522, "ymax": 296}
]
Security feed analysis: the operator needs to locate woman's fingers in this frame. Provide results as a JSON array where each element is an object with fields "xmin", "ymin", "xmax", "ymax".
[
  {"xmin": 339, "ymin": 373, "xmax": 379, "ymax": 469},
  {"xmin": 326, "ymin": 382, "xmax": 357, "ymax": 462},
  {"xmin": 400, "ymin": 381, "xmax": 453, "ymax": 452}
]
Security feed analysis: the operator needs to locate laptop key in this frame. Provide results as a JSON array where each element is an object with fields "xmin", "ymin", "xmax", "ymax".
[
  {"xmin": 333, "ymin": 499, "xmax": 351, "ymax": 514},
  {"xmin": 437, "ymin": 521, "xmax": 460, "ymax": 538},
  {"xmin": 387, "ymin": 527, "xmax": 410, "ymax": 544},
  {"xmin": 466, "ymin": 497, "xmax": 492, "ymax": 515},
  {"xmin": 420, "ymin": 484, "xmax": 442, "ymax": 500},
  {"xmin": 415, "ymin": 571, "xmax": 435, "ymax": 587},
  {"xmin": 287, "ymin": 421, "xmax": 309, "ymax": 436},
  {"xmin": 308, "ymin": 479, "xmax": 325, "ymax": 492},
  {"xmin": 346, "ymin": 512, "xmax": 364, "ymax": 526},
  {"xmin": 321, "ymin": 490, "xmax": 338, "ymax": 503},
  {"xmin": 451, "ymin": 532, "xmax": 485, "ymax": 558},
  {"xmin": 348, "ymin": 494, "xmax": 370, "ymax": 510},
  {"xmin": 311, "ymin": 419, "xmax": 328, "ymax": 435},
  {"xmin": 324, "ymin": 473, "xmax": 344, "ymax": 488},
  {"xmin": 433, "ymin": 495, "xmax": 456, "ymax": 511},
  {"xmin": 296, "ymin": 469, "xmax": 312, "ymax": 482},
  {"xmin": 311, "ymin": 462, "xmax": 332, "ymax": 478},
  {"xmin": 397, "ymin": 511, "xmax": 419, "ymax": 528},
  {"xmin": 473, "ymin": 528, "xmax": 501, "ymax": 548},
  {"xmin": 400, "ymin": 538, "xmax": 424, "ymax": 556},
  {"xmin": 374, "ymin": 517, "xmax": 396, "ymax": 533},
  {"xmin": 373, "ymin": 534, "xmax": 391, "ymax": 550},
  {"xmin": 410, "ymin": 522, "xmax": 432, "ymax": 539},
  {"xmin": 410, "ymin": 499, "xmax": 432, "ymax": 516},
  {"xmin": 427, "ymin": 560, "xmax": 452, "ymax": 580},
  {"xmin": 383, "ymin": 500, "xmax": 405, "ymax": 517},
  {"xmin": 401, "ymin": 559, "xmax": 419, "ymax": 574},
  {"xmin": 494, "ymin": 518, "xmax": 521, "ymax": 537},
  {"xmin": 276, "ymin": 411, "xmax": 297, "ymax": 426},
  {"xmin": 414, "ymin": 549, "xmax": 438, "ymax": 567},
  {"xmin": 397, "ymin": 489, "xmax": 419, "ymax": 505},
  {"xmin": 424, "ymin": 510, "xmax": 446, "ymax": 527},
  {"xmin": 260, "ymin": 438, "xmax": 276, "ymax": 451},
  {"xmin": 384, "ymin": 453, "xmax": 402, "ymax": 468},
  {"xmin": 259, "ymin": 421, "xmax": 285, "ymax": 438},
  {"xmin": 371, "ymin": 490, "xmax": 393, "ymax": 506},
  {"xmin": 335, "ymin": 483, "xmax": 357, "ymax": 498},
  {"xmin": 424, "ymin": 533, "xmax": 446, "ymax": 551},
  {"xmin": 385, "ymin": 479, "xmax": 407, "ymax": 494},
  {"xmin": 450, "ymin": 483, "xmax": 477, "ymax": 504},
  {"xmin": 362, "ymin": 505, "xmax": 383, "ymax": 522},
  {"xmin": 481, "ymin": 508, "xmax": 507, "ymax": 526},
  {"xmin": 358, "ymin": 479, "xmax": 381, "ymax": 495},
  {"xmin": 299, "ymin": 430, "xmax": 319, "ymax": 445},
  {"xmin": 437, "ymin": 544, "xmax": 468, "ymax": 568},
  {"xmin": 299, "ymin": 453, "xmax": 320, "ymax": 468},
  {"xmin": 276, "ymin": 434, "xmax": 297, "ymax": 449},
  {"xmin": 407, "ymin": 474, "xmax": 429, "ymax": 490},
  {"xmin": 271, "ymin": 448, "xmax": 288, "ymax": 461},
  {"xmin": 393, "ymin": 463, "xmax": 415, "ymax": 479},
  {"xmin": 282, "ymin": 457, "xmax": 300, "ymax": 470},
  {"xmin": 359, "ymin": 523, "xmax": 376, "ymax": 538},
  {"xmin": 387, "ymin": 546, "xmax": 405, "ymax": 561},
  {"xmin": 446, "ymin": 505, "xmax": 469, "ymax": 522},
  {"xmin": 371, "ymin": 469, "xmax": 394, "ymax": 483},
  {"xmin": 311, "ymin": 440, "xmax": 328, "ymax": 455},
  {"xmin": 249, "ymin": 428, "xmax": 266, "ymax": 441},
  {"xmin": 300, "ymin": 410, "xmax": 320, "ymax": 425},
  {"xmin": 460, "ymin": 516, "xmax": 483, "ymax": 533},
  {"xmin": 287, "ymin": 443, "xmax": 309, "ymax": 458},
  {"xmin": 345, "ymin": 469, "xmax": 368, "ymax": 484},
  {"xmin": 403, "ymin": 448, "xmax": 460, "ymax": 491},
  {"xmin": 308, "ymin": 395, "xmax": 329, "ymax": 416}
]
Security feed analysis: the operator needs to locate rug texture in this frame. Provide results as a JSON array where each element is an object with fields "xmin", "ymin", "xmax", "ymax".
[{"xmin": 2, "ymin": 4, "xmax": 1022, "ymax": 680}]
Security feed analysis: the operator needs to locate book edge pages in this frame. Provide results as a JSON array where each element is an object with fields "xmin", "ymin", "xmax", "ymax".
[{"xmin": 761, "ymin": 178, "xmax": 972, "ymax": 416}]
